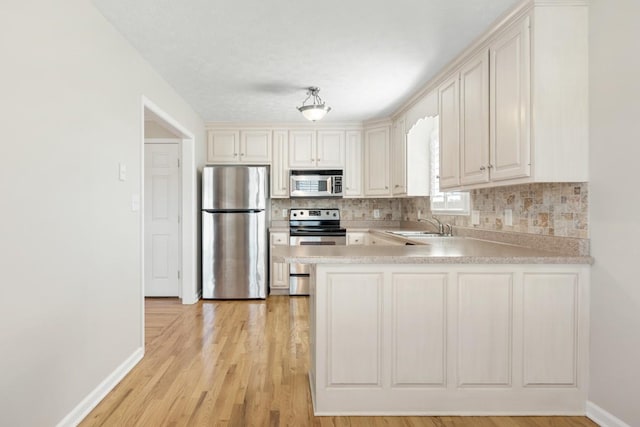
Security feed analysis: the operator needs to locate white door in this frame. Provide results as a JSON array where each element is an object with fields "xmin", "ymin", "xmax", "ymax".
[{"xmin": 145, "ymin": 143, "xmax": 180, "ymax": 297}]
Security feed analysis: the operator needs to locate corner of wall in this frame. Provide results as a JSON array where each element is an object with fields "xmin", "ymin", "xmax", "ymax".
[{"xmin": 586, "ymin": 401, "xmax": 632, "ymax": 427}]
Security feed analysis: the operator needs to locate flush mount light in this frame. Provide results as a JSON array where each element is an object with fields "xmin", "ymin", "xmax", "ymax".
[{"xmin": 297, "ymin": 87, "xmax": 331, "ymax": 121}]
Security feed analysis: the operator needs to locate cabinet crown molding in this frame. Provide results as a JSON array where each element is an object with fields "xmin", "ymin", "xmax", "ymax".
[{"xmin": 206, "ymin": 121, "xmax": 363, "ymax": 131}]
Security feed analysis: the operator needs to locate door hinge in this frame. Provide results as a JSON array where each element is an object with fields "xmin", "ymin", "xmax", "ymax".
[
  {"xmin": 177, "ymin": 158, "xmax": 181, "ymax": 168},
  {"xmin": 177, "ymin": 215, "xmax": 181, "ymax": 223},
  {"xmin": 178, "ymin": 270, "xmax": 181, "ymax": 279}
]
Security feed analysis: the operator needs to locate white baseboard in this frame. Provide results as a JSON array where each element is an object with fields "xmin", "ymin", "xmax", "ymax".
[
  {"xmin": 56, "ymin": 347, "xmax": 144, "ymax": 427},
  {"xmin": 586, "ymin": 401, "xmax": 631, "ymax": 427}
]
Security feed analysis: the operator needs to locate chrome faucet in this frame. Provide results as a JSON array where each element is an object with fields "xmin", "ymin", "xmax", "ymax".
[
  {"xmin": 418, "ymin": 217, "xmax": 444, "ymax": 235},
  {"xmin": 444, "ymin": 223, "xmax": 453, "ymax": 236}
]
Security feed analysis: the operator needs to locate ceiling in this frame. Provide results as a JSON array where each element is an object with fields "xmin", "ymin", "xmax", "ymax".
[{"xmin": 93, "ymin": 0, "xmax": 521, "ymax": 123}]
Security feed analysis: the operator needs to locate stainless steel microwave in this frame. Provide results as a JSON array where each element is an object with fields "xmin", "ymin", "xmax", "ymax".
[{"xmin": 289, "ymin": 170, "xmax": 343, "ymax": 198}]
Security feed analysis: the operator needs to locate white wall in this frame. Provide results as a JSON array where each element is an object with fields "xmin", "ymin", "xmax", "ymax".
[
  {"xmin": 0, "ymin": 1, "xmax": 205, "ymax": 425},
  {"xmin": 589, "ymin": 1, "xmax": 640, "ymax": 426}
]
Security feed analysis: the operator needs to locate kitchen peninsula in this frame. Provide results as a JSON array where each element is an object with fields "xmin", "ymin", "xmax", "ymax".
[{"xmin": 273, "ymin": 237, "xmax": 591, "ymax": 415}]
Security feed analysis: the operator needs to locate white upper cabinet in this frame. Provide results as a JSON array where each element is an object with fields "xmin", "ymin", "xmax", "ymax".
[
  {"xmin": 438, "ymin": 74, "xmax": 461, "ymax": 189},
  {"xmin": 271, "ymin": 130, "xmax": 289, "ymax": 198},
  {"xmin": 489, "ymin": 16, "xmax": 531, "ymax": 182},
  {"xmin": 316, "ymin": 131, "xmax": 346, "ymax": 168},
  {"xmin": 391, "ymin": 117, "xmax": 407, "ymax": 196},
  {"xmin": 364, "ymin": 126, "xmax": 391, "ymax": 197},
  {"xmin": 288, "ymin": 130, "xmax": 316, "ymax": 168},
  {"xmin": 460, "ymin": 50, "xmax": 490, "ymax": 186},
  {"xmin": 344, "ymin": 130, "xmax": 363, "ymax": 198},
  {"xmin": 240, "ymin": 130, "xmax": 272, "ymax": 163},
  {"xmin": 207, "ymin": 130, "xmax": 271, "ymax": 164},
  {"xmin": 207, "ymin": 130, "xmax": 240, "ymax": 163},
  {"xmin": 437, "ymin": 2, "xmax": 588, "ymax": 190},
  {"xmin": 288, "ymin": 130, "xmax": 345, "ymax": 169}
]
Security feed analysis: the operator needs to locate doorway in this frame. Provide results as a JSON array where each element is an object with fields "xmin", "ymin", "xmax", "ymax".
[{"xmin": 142, "ymin": 97, "xmax": 198, "ymax": 306}]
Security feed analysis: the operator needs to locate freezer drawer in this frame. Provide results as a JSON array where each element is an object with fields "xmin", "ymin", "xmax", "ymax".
[{"xmin": 202, "ymin": 211, "xmax": 267, "ymax": 299}]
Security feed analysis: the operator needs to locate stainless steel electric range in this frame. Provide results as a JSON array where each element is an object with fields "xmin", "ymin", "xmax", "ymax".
[{"xmin": 288, "ymin": 208, "xmax": 346, "ymax": 295}]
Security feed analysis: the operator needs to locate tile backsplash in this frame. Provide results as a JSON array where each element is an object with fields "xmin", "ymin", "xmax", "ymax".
[
  {"xmin": 403, "ymin": 182, "xmax": 589, "ymax": 238},
  {"xmin": 271, "ymin": 198, "xmax": 402, "ymax": 221},
  {"xmin": 272, "ymin": 183, "xmax": 588, "ymax": 239}
]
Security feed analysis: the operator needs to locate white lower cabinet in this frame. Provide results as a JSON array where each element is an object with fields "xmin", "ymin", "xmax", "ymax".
[
  {"xmin": 269, "ymin": 232, "xmax": 289, "ymax": 294},
  {"xmin": 309, "ymin": 263, "xmax": 589, "ymax": 414},
  {"xmin": 346, "ymin": 232, "xmax": 366, "ymax": 246}
]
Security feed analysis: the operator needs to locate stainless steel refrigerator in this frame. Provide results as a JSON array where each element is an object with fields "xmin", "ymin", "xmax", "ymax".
[{"xmin": 201, "ymin": 165, "xmax": 269, "ymax": 299}]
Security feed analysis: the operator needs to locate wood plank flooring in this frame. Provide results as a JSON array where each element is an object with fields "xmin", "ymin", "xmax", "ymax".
[{"xmin": 80, "ymin": 296, "xmax": 598, "ymax": 426}]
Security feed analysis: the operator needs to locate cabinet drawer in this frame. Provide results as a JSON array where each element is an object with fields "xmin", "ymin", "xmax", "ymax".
[
  {"xmin": 347, "ymin": 232, "xmax": 366, "ymax": 246},
  {"xmin": 271, "ymin": 232, "xmax": 288, "ymax": 246}
]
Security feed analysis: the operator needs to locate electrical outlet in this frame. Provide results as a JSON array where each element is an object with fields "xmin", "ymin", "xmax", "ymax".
[
  {"xmin": 118, "ymin": 162, "xmax": 127, "ymax": 181},
  {"xmin": 471, "ymin": 210, "xmax": 480, "ymax": 225},
  {"xmin": 282, "ymin": 209, "xmax": 287, "ymax": 218},
  {"xmin": 504, "ymin": 209, "xmax": 513, "ymax": 226},
  {"xmin": 417, "ymin": 210, "xmax": 422, "ymax": 220},
  {"xmin": 373, "ymin": 209, "xmax": 381, "ymax": 219}
]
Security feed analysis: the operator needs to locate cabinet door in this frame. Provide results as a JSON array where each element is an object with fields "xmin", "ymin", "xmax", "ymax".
[
  {"xmin": 438, "ymin": 74, "xmax": 461, "ymax": 189},
  {"xmin": 271, "ymin": 131, "xmax": 289, "ymax": 198},
  {"xmin": 391, "ymin": 118, "xmax": 407, "ymax": 196},
  {"xmin": 288, "ymin": 131, "xmax": 316, "ymax": 168},
  {"xmin": 240, "ymin": 130, "xmax": 272, "ymax": 163},
  {"xmin": 316, "ymin": 131, "xmax": 345, "ymax": 168},
  {"xmin": 207, "ymin": 130, "xmax": 239, "ymax": 163},
  {"xmin": 364, "ymin": 127, "xmax": 391, "ymax": 197},
  {"xmin": 460, "ymin": 50, "xmax": 490, "ymax": 185},
  {"xmin": 344, "ymin": 131, "xmax": 363, "ymax": 197},
  {"xmin": 270, "ymin": 232, "xmax": 289, "ymax": 290},
  {"xmin": 489, "ymin": 16, "xmax": 531, "ymax": 181}
]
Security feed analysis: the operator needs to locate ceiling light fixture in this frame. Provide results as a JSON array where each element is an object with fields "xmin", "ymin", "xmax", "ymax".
[{"xmin": 297, "ymin": 87, "xmax": 331, "ymax": 121}]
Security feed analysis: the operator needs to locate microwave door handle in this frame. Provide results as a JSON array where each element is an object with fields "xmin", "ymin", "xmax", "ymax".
[{"xmin": 328, "ymin": 176, "xmax": 334, "ymax": 193}]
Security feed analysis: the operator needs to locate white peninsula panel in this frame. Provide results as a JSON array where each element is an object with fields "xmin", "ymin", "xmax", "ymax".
[{"xmin": 309, "ymin": 264, "xmax": 589, "ymax": 415}]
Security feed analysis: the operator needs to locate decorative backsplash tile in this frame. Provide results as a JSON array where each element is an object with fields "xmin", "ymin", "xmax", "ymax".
[
  {"xmin": 272, "ymin": 183, "xmax": 589, "ymax": 239},
  {"xmin": 402, "ymin": 183, "xmax": 589, "ymax": 238},
  {"xmin": 271, "ymin": 198, "xmax": 402, "ymax": 221}
]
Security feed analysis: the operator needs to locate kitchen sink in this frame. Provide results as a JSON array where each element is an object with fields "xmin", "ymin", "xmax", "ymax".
[{"xmin": 386, "ymin": 230, "xmax": 443, "ymax": 237}]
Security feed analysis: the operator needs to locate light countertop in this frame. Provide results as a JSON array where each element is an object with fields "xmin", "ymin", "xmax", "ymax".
[{"xmin": 272, "ymin": 236, "xmax": 593, "ymax": 265}]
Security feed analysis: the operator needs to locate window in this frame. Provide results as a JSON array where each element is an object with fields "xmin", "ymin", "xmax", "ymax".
[{"xmin": 429, "ymin": 119, "xmax": 470, "ymax": 215}]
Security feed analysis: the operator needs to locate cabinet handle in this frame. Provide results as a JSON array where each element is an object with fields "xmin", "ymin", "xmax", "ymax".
[
  {"xmin": 240, "ymin": 153, "xmax": 244, "ymax": 157},
  {"xmin": 385, "ymin": 186, "xmax": 389, "ymax": 189},
  {"xmin": 480, "ymin": 166, "xmax": 486, "ymax": 171},
  {"xmin": 234, "ymin": 153, "xmax": 238, "ymax": 157},
  {"xmin": 281, "ymin": 187, "xmax": 286, "ymax": 190},
  {"xmin": 488, "ymin": 164, "xmax": 494, "ymax": 169},
  {"xmin": 394, "ymin": 184, "xmax": 399, "ymax": 188}
]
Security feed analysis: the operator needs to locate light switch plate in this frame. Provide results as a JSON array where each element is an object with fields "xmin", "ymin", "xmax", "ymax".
[
  {"xmin": 504, "ymin": 209, "xmax": 513, "ymax": 226},
  {"xmin": 471, "ymin": 210, "xmax": 480, "ymax": 225},
  {"xmin": 373, "ymin": 209, "xmax": 381, "ymax": 219},
  {"xmin": 131, "ymin": 193, "xmax": 140, "ymax": 212}
]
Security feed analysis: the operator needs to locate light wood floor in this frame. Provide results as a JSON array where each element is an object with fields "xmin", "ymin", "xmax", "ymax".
[{"xmin": 80, "ymin": 297, "xmax": 597, "ymax": 426}]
